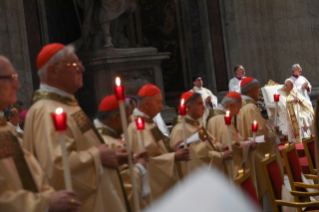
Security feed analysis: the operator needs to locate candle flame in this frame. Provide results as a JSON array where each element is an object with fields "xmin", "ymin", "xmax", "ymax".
[
  {"xmin": 254, "ymin": 120, "xmax": 257, "ymax": 125},
  {"xmin": 181, "ymin": 99, "xmax": 184, "ymax": 106},
  {"xmin": 115, "ymin": 77, "xmax": 121, "ymax": 86},
  {"xmin": 226, "ymin": 110, "xmax": 230, "ymax": 116},
  {"xmin": 55, "ymin": 107, "xmax": 63, "ymax": 114},
  {"xmin": 138, "ymin": 118, "xmax": 142, "ymax": 124}
]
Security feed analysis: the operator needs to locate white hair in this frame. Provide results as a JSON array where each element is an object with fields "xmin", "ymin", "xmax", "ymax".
[
  {"xmin": 221, "ymin": 96, "xmax": 241, "ymax": 107},
  {"xmin": 38, "ymin": 45, "xmax": 75, "ymax": 80},
  {"xmin": 284, "ymin": 78, "xmax": 293, "ymax": 85},
  {"xmin": 241, "ymin": 79, "xmax": 259, "ymax": 95},
  {"xmin": 292, "ymin": 64, "xmax": 301, "ymax": 72}
]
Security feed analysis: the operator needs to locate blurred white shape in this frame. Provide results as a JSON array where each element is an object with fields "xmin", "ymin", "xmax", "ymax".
[{"xmin": 143, "ymin": 168, "xmax": 258, "ymax": 212}]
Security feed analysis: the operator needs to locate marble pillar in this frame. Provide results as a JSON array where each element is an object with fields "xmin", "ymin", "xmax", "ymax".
[{"xmin": 0, "ymin": 0, "xmax": 34, "ymax": 107}]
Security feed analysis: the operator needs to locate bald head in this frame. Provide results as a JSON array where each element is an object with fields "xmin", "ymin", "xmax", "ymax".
[{"xmin": 0, "ymin": 56, "xmax": 20, "ymax": 110}]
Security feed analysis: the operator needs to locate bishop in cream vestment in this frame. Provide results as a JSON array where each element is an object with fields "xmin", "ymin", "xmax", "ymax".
[
  {"xmin": 170, "ymin": 116, "xmax": 224, "ymax": 178},
  {"xmin": 0, "ymin": 119, "xmax": 55, "ymax": 211},
  {"xmin": 23, "ymin": 90, "xmax": 126, "ymax": 212}
]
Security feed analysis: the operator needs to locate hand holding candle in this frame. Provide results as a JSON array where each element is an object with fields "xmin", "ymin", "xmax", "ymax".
[
  {"xmin": 51, "ymin": 108, "xmax": 72, "ymax": 190},
  {"xmin": 179, "ymin": 99, "xmax": 189, "ymax": 174},
  {"xmin": 224, "ymin": 110, "xmax": 234, "ymax": 179},
  {"xmin": 114, "ymin": 77, "xmax": 140, "ymax": 212}
]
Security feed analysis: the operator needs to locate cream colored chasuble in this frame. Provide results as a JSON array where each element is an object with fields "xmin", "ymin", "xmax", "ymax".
[
  {"xmin": 23, "ymin": 90, "xmax": 126, "ymax": 212},
  {"xmin": 0, "ymin": 119, "xmax": 55, "ymax": 211},
  {"xmin": 236, "ymin": 95, "xmax": 283, "ymax": 199},
  {"xmin": 207, "ymin": 106, "xmax": 251, "ymax": 179},
  {"xmin": 95, "ymin": 120, "xmax": 150, "ymax": 210},
  {"xmin": 170, "ymin": 116, "xmax": 223, "ymax": 179},
  {"xmin": 128, "ymin": 110, "xmax": 177, "ymax": 201}
]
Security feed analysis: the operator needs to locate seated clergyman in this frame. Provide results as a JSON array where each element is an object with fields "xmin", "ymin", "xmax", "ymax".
[{"xmin": 278, "ymin": 79, "xmax": 314, "ymax": 142}]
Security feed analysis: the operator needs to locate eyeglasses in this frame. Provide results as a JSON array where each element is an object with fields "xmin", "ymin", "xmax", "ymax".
[
  {"xmin": 54, "ymin": 61, "xmax": 83, "ymax": 71},
  {"xmin": 0, "ymin": 74, "xmax": 18, "ymax": 82}
]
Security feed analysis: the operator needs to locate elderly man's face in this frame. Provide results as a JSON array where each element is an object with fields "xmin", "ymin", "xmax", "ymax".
[
  {"xmin": 143, "ymin": 93, "xmax": 163, "ymax": 119},
  {"xmin": 0, "ymin": 57, "xmax": 20, "ymax": 107},
  {"xmin": 54, "ymin": 52, "xmax": 85, "ymax": 94},
  {"xmin": 293, "ymin": 65, "xmax": 302, "ymax": 76},
  {"xmin": 286, "ymin": 81, "xmax": 294, "ymax": 91},
  {"xmin": 236, "ymin": 66, "xmax": 246, "ymax": 78}
]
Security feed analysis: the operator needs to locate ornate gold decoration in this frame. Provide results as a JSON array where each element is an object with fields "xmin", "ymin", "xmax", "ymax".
[
  {"xmin": 264, "ymin": 79, "xmax": 280, "ymax": 87},
  {"xmin": 150, "ymin": 126, "xmax": 172, "ymax": 152},
  {"xmin": 71, "ymin": 110, "xmax": 93, "ymax": 133},
  {"xmin": 0, "ymin": 131, "xmax": 38, "ymax": 192},
  {"xmin": 32, "ymin": 91, "xmax": 78, "ymax": 106},
  {"xmin": 96, "ymin": 126, "xmax": 121, "ymax": 139},
  {"xmin": 198, "ymin": 127, "xmax": 216, "ymax": 151},
  {"xmin": 213, "ymin": 109, "xmax": 226, "ymax": 116},
  {"xmin": 242, "ymin": 99, "xmax": 255, "ymax": 107}
]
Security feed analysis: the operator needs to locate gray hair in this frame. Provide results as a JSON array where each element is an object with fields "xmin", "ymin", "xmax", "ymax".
[
  {"xmin": 38, "ymin": 45, "xmax": 75, "ymax": 80},
  {"xmin": 137, "ymin": 96, "xmax": 153, "ymax": 107},
  {"xmin": 285, "ymin": 78, "xmax": 294, "ymax": 85},
  {"xmin": 292, "ymin": 64, "xmax": 301, "ymax": 72},
  {"xmin": 241, "ymin": 79, "xmax": 259, "ymax": 95},
  {"xmin": 97, "ymin": 100, "xmax": 130, "ymax": 121},
  {"xmin": 221, "ymin": 96, "xmax": 241, "ymax": 107},
  {"xmin": 185, "ymin": 93, "xmax": 202, "ymax": 106}
]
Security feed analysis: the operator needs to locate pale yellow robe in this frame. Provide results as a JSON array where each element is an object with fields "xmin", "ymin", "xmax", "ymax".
[
  {"xmin": 236, "ymin": 98, "xmax": 283, "ymax": 199},
  {"xmin": 128, "ymin": 116, "xmax": 177, "ymax": 201},
  {"xmin": 170, "ymin": 117, "xmax": 224, "ymax": 178},
  {"xmin": 95, "ymin": 121, "xmax": 149, "ymax": 210},
  {"xmin": 207, "ymin": 114, "xmax": 251, "ymax": 179},
  {"xmin": 0, "ymin": 122, "xmax": 55, "ymax": 211},
  {"xmin": 23, "ymin": 91, "xmax": 126, "ymax": 212}
]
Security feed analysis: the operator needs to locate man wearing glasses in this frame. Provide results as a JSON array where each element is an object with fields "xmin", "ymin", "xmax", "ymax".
[
  {"xmin": 0, "ymin": 55, "xmax": 81, "ymax": 211},
  {"xmin": 190, "ymin": 76, "xmax": 218, "ymax": 127},
  {"xmin": 23, "ymin": 43, "xmax": 128, "ymax": 212}
]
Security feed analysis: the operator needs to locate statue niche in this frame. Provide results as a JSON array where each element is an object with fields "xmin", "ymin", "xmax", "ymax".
[{"xmin": 75, "ymin": 0, "xmax": 138, "ymax": 51}]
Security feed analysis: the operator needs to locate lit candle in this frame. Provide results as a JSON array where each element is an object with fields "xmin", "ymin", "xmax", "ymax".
[
  {"xmin": 252, "ymin": 120, "xmax": 258, "ymax": 142},
  {"xmin": 274, "ymin": 91, "xmax": 280, "ymax": 126},
  {"xmin": 113, "ymin": 77, "xmax": 140, "ymax": 212},
  {"xmin": 178, "ymin": 99, "xmax": 187, "ymax": 116},
  {"xmin": 135, "ymin": 117, "xmax": 146, "ymax": 149},
  {"xmin": 179, "ymin": 99, "xmax": 188, "ymax": 174},
  {"xmin": 114, "ymin": 77, "xmax": 125, "ymax": 100},
  {"xmin": 51, "ymin": 108, "xmax": 72, "ymax": 190},
  {"xmin": 224, "ymin": 110, "xmax": 234, "ymax": 179},
  {"xmin": 224, "ymin": 110, "xmax": 231, "ymax": 125}
]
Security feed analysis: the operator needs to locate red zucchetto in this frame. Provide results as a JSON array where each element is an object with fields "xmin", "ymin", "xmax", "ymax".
[
  {"xmin": 138, "ymin": 84, "xmax": 161, "ymax": 97},
  {"xmin": 37, "ymin": 43, "xmax": 65, "ymax": 69},
  {"xmin": 18, "ymin": 110, "xmax": 28, "ymax": 120},
  {"xmin": 226, "ymin": 91, "xmax": 242, "ymax": 100},
  {"xmin": 180, "ymin": 91, "xmax": 195, "ymax": 104},
  {"xmin": 240, "ymin": 77, "xmax": 255, "ymax": 87},
  {"xmin": 99, "ymin": 95, "xmax": 120, "ymax": 112}
]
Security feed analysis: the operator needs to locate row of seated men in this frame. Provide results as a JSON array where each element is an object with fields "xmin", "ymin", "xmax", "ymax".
[{"xmin": 0, "ymin": 42, "xmax": 311, "ymax": 212}]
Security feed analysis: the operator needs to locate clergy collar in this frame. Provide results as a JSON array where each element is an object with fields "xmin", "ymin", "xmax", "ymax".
[
  {"xmin": 133, "ymin": 108, "xmax": 154, "ymax": 123},
  {"xmin": 39, "ymin": 84, "xmax": 75, "ymax": 99},
  {"xmin": 185, "ymin": 115, "xmax": 201, "ymax": 126},
  {"xmin": 17, "ymin": 125, "xmax": 24, "ymax": 134},
  {"xmin": 292, "ymin": 74, "xmax": 299, "ymax": 79},
  {"xmin": 94, "ymin": 119, "xmax": 121, "ymax": 139},
  {"xmin": 235, "ymin": 76, "xmax": 242, "ymax": 80},
  {"xmin": 7, "ymin": 122, "xmax": 17, "ymax": 129}
]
